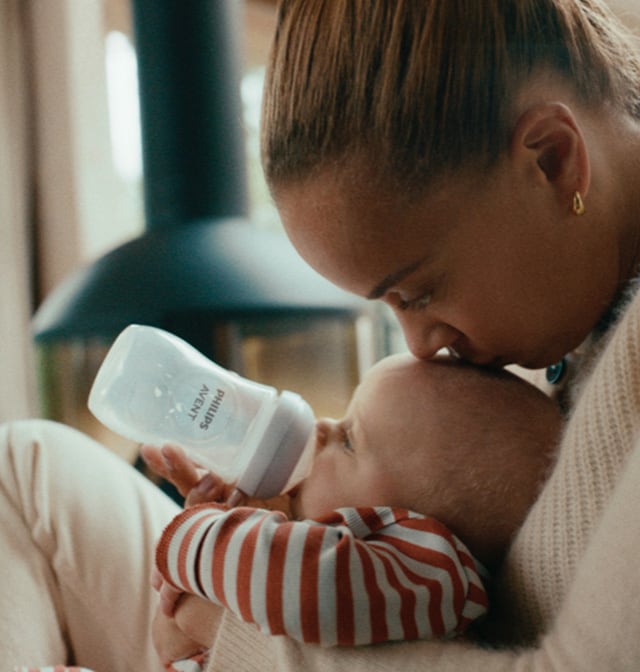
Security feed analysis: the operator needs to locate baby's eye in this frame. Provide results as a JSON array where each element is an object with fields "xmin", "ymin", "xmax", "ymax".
[{"xmin": 341, "ymin": 428, "xmax": 354, "ymax": 453}]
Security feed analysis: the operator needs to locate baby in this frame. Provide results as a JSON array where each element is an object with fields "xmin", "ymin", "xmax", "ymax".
[{"xmin": 147, "ymin": 353, "xmax": 561, "ymax": 660}]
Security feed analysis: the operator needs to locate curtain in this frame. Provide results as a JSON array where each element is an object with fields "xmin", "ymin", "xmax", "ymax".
[{"xmin": 0, "ymin": 0, "xmax": 37, "ymax": 420}]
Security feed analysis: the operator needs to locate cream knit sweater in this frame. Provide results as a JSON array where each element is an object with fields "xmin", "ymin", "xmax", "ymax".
[{"xmin": 205, "ymin": 288, "xmax": 640, "ymax": 672}]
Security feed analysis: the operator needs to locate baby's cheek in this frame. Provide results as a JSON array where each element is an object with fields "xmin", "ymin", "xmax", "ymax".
[{"xmin": 297, "ymin": 467, "xmax": 336, "ymax": 519}]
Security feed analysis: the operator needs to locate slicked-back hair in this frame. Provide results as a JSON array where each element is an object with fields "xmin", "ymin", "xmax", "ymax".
[{"xmin": 261, "ymin": 0, "xmax": 640, "ymax": 192}]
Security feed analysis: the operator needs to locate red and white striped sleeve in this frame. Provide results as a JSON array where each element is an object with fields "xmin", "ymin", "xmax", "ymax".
[{"xmin": 155, "ymin": 504, "xmax": 488, "ymax": 647}]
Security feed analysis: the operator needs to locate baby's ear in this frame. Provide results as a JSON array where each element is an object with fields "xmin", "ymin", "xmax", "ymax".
[{"xmin": 511, "ymin": 101, "xmax": 590, "ymax": 202}]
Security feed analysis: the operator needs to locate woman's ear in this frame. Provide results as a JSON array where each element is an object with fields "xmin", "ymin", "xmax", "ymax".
[{"xmin": 511, "ymin": 102, "xmax": 591, "ymax": 204}]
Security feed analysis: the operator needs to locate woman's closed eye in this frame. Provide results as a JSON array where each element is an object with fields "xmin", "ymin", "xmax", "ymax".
[{"xmin": 398, "ymin": 291, "xmax": 432, "ymax": 312}]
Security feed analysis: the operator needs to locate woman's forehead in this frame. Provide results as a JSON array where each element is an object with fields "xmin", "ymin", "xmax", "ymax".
[{"xmin": 276, "ymin": 173, "xmax": 449, "ymax": 296}]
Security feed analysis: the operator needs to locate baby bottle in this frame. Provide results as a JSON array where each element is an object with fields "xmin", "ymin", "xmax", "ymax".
[{"xmin": 88, "ymin": 324, "xmax": 316, "ymax": 500}]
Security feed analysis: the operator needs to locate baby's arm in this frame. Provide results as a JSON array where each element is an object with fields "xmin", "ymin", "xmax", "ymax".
[
  {"xmin": 155, "ymin": 505, "xmax": 488, "ymax": 646},
  {"xmin": 143, "ymin": 442, "xmax": 290, "ymax": 617},
  {"xmin": 141, "ymin": 443, "xmax": 234, "ymax": 620}
]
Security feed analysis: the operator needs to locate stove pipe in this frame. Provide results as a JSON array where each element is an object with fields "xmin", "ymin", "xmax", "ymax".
[
  {"xmin": 32, "ymin": 0, "xmax": 363, "ymax": 346},
  {"xmin": 133, "ymin": 0, "xmax": 248, "ymax": 228}
]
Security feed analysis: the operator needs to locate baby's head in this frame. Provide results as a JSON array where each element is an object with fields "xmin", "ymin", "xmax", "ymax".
[{"xmin": 289, "ymin": 353, "xmax": 562, "ymax": 568}]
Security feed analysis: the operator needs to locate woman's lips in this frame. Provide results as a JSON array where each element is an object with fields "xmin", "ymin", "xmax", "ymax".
[{"xmin": 448, "ymin": 345, "xmax": 510, "ymax": 368}]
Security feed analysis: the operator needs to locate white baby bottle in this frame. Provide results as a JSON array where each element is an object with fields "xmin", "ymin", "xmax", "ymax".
[{"xmin": 88, "ymin": 324, "xmax": 316, "ymax": 500}]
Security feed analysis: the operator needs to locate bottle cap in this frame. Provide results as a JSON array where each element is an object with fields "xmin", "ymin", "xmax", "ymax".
[{"xmin": 235, "ymin": 390, "xmax": 315, "ymax": 499}]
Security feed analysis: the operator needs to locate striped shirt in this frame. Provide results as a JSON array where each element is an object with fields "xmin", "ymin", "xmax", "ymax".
[{"xmin": 156, "ymin": 504, "xmax": 488, "ymax": 646}]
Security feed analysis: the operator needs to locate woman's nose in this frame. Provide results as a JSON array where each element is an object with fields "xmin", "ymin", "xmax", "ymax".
[{"xmin": 393, "ymin": 311, "xmax": 462, "ymax": 360}]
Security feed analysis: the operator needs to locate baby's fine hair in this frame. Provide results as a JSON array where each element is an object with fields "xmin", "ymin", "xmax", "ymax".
[
  {"xmin": 262, "ymin": 0, "xmax": 640, "ymax": 191},
  {"xmin": 398, "ymin": 358, "xmax": 563, "ymax": 568}
]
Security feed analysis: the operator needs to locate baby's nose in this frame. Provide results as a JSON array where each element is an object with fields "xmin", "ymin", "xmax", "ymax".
[{"xmin": 314, "ymin": 418, "xmax": 335, "ymax": 451}]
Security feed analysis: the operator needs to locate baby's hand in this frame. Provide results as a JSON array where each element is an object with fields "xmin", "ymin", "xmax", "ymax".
[
  {"xmin": 141, "ymin": 443, "xmax": 293, "ymax": 512},
  {"xmin": 140, "ymin": 443, "xmax": 200, "ymax": 499},
  {"xmin": 140, "ymin": 443, "xmax": 231, "ymax": 506},
  {"xmin": 152, "ymin": 566, "xmax": 185, "ymax": 617},
  {"xmin": 151, "ymin": 603, "xmax": 208, "ymax": 666}
]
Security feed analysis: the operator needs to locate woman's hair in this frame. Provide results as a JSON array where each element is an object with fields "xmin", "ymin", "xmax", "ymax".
[{"xmin": 261, "ymin": 0, "xmax": 640, "ymax": 192}]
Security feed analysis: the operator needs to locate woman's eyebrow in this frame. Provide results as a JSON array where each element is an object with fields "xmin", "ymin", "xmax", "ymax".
[{"xmin": 367, "ymin": 258, "xmax": 425, "ymax": 300}]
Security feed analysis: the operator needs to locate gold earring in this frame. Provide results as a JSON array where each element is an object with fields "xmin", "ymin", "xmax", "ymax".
[{"xmin": 572, "ymin": 191, "xmax": 585, "ymax": 216}]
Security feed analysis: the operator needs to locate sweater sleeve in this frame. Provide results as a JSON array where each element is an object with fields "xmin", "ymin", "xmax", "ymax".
[{"xmin": 155, "ymin": 504, "xmax": 488, "ymax": 646}]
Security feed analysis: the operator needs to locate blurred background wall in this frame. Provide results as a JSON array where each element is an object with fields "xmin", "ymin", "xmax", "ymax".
[{"xmin": 1, "ymin": 0, "xmax": 638, "ymax": 427}]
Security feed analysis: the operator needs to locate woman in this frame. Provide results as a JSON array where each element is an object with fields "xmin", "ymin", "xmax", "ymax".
[
  {"xmin": 4, "ymin": 0, "xmax": 640, "ymax": 670},
  {"xmin": 192, "ymin": 0, "xmax": 640, "ymax": 668}
]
